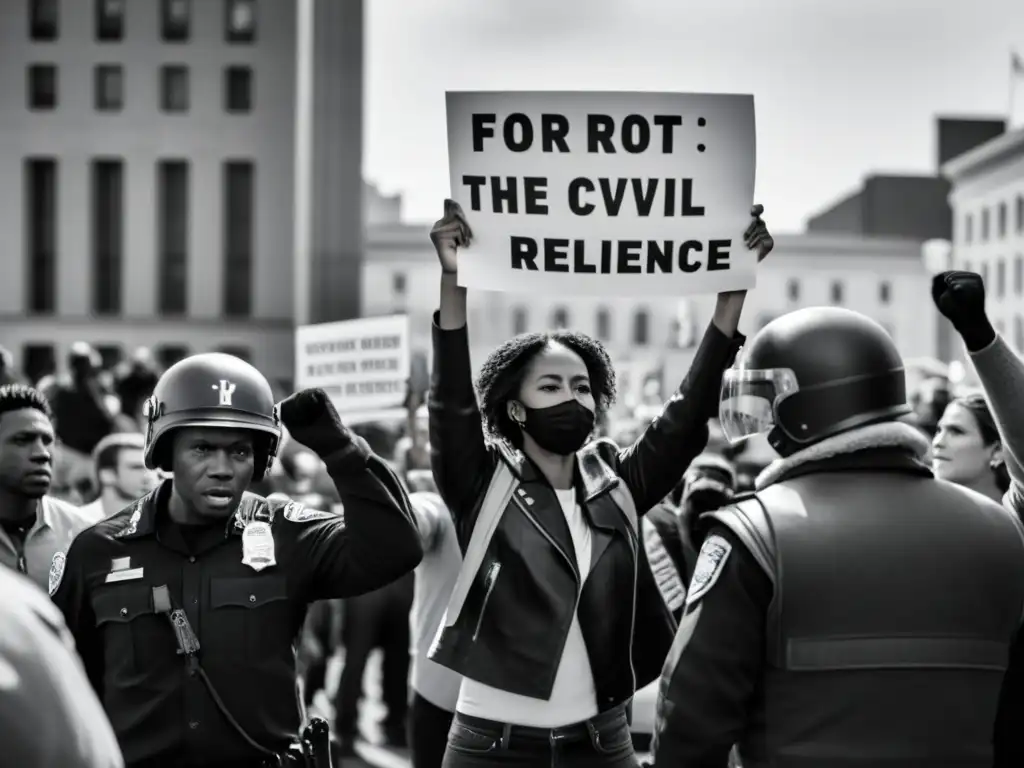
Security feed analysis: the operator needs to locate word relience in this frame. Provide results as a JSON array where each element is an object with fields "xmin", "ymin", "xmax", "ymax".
[{"xmin": 509, "ymin": 237, "xmax": 733, "ymax": 274}]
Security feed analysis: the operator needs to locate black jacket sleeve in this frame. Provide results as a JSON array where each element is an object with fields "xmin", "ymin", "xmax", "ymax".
[
  {"xmin": 297, "ymin": 437, "xmax": 423, "ymax": 601},
  {"xmin": 616, "ymin": 322, "xmax": 743, "ymax": 515},
  {"xmin": 652, "ymin": 525, "xmax": 772, "ymax": 768},
  {"xmin": 427, "ymin": 312, "xmax": 498, "ymax": 541}
]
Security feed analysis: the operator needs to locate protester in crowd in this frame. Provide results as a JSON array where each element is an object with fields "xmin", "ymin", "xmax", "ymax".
[
  {"xmin": 0, "ymin": 567, "xmax": 124, "ymax": 768},
  {"xmin": 652, "ymin": 306, "xmax": 1024, "ymax": 767},
  {"xmin": 0, "ymin": 384, "xmax": 95, "ymax": 593},
  {"xmin": 79, "ymin": 432, "xmax": 159, "ymax": 524},
  {"xmin": 41, "ymin": 343, "xmax": 116, "ymax": 499},
  {"xmin": 51, "ymin": 353, "xmax": 423, "ymax": 767},
  {"xmin": 407, "ymin": 490, "xmax": 464, "ymax": 768},
  {"xmin": 931, "ymin": 270, "xmax": 1024, "ymax": 765},
  {"xmin": 931, "ymin": 393, "xmax": 1009, "ymax": 503},
  {"xmin": 426, "ymin": 199, "xmax": 771, "ymax": 767},
  {"xmin": 112, "ymin": 348, "xmax": 161, "ymax": 433}
]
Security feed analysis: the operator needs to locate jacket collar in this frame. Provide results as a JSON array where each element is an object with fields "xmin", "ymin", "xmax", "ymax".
[
  {"xmin": 756, "ymin": 422, "xmax": 932, "ymax": 491},
  {"xmin": 495, "ymin": 439, "xmax": 620, "ymax": 501},
  {"xmin": 114, "ymin": 480, "xmax": 270, "ymax": 540}
]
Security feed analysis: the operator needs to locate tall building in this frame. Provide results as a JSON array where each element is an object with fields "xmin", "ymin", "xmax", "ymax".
[
  {"xmin": 943, "ymin": 126, "xmax": 1024, "ymax": 362},
  {"xmin": 0, "ymin": 0, "xmax": 363, "ymax": 387}
]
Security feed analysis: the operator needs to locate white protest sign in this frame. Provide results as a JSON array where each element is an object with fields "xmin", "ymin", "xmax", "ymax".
[
  {"xmin": 295, "ymin": 315, "xmax": 410, "ymax": 413},
  {"xmin": 445, "ymin": 91, "xmax": 757, "ymax": 297}
]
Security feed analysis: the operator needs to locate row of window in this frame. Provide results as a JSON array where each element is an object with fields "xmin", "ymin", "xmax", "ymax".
[
  {"xmin": 786, "ymin": 278, "xmax": 889, "ymax": 305},
  {"xmin": 27, "ymin": 64, "xmax": 253, "ymax": 113},
  {"xmin": 20, "ymin": 341, "xmax": 251, "ymax": 386},
  {"xmin": 962, "ymin": 196, "xmax": 1024, "ymax": 244},
  {"xmin": 959, "ymin": 256, "xmax": 1024, "ymax": 299},
  {"xmin": 25, "ymin": 157, "xmax": 255, "ymax": 318},
  {"xmin": 29, "ymin": 0, "xmax": 257, "ymax": 44}
]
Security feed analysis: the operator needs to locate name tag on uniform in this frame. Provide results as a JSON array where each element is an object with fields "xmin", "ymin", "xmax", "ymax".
[{"xmin": 105, "ymin": 567, "xmax": 144, "ymax": 584}]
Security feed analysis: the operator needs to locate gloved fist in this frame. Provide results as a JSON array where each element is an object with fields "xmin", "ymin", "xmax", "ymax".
[
  {"xmin": 278, "ymin": 388, "xmax": 351, "ymax": 457},
  {"xmin": 930, "ymin": 270, "xmax": 995, "ymax": 352}
]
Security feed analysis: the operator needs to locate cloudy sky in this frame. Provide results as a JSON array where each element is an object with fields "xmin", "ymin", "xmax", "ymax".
[{"xmin": 364, "ymin": 0, "xmax": 1024, "ymax": 232}]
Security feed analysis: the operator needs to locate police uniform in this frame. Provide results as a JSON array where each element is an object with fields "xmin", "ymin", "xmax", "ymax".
[
  {"xmin": 51, "ymin": 353, "xmax": 423, "ymax": 768},
  {"xmin": 0, "ymin": 494, "xmax": 94, "ymax": 593},
  {"xmin": 652, "ymin": 307, "xmax": 1024, "ymax": 768}
]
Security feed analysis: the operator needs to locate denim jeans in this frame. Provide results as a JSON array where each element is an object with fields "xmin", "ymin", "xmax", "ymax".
[{"xmin": 441, "ymin": 704, "xmax": 639, "ymax": 768}]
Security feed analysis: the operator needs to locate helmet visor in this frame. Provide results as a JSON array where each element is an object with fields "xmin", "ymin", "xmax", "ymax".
[{"xmin": 719, "ymin": 367, "xmax": 800, "ymax": 443}]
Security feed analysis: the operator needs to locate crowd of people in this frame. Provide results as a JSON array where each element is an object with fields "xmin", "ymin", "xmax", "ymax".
[{"xmin": 2, "ymin": 201, "xmax": 1024, "ymax": 768}]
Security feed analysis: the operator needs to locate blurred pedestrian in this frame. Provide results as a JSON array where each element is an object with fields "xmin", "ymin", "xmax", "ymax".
[
  {"xmin": 0, "ymin": 567, "xmax": 123, "ymax": 768},
  {"xmin": 79, "ymin": 432, "xmax": 159, "ymax": 523},
  {"xmin": 0, "ymin": 384, "xmax": 94, "ymax": 593},
  {"xmin": 112, "ymin": 348, "xmax": 161, "ymax": 433},
  {"xmin": 931, "ymin": 394, "xmax": 1009, "ymax": 504}
]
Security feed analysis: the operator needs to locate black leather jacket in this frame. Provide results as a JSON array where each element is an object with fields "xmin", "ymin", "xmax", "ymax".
[{"xmin": 427, "ymin": 313, "xmax": 743, "ymax": 712}]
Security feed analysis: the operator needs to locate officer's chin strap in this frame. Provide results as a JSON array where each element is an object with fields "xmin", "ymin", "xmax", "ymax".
[{"xmin": 152, "ymin": 585, "xmax": 332, "ymax": 768}]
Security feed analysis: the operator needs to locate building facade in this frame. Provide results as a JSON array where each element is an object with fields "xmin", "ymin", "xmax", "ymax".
[
  {"xmin": 943, "ymin": 126, "xmax": 1024, "ymax": 361},
  {"xmin": 362, "ymin": 224, "xmax": 938, "ymax": 410},
  {"xmin": 0, "ymin": 0, "xmax": 362, "ymax": 387}
]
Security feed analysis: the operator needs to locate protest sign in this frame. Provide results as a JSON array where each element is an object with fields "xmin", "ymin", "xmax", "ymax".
[
  {"xmin": 295, "ymin": 315, "xmax": 410, "ymax": 413},
  {"xmin": 445, "ymin": 91, "xmax": 756, "ymax": 297}
]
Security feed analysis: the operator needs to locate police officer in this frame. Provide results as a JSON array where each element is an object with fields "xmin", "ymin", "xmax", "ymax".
[
  {"xmin": 651, "ymin": 307, "xmax": 1024, "ymax": 768},
  {"xmin": 51, "ymin": 353, "xmax": 423, "ymax": 768}
]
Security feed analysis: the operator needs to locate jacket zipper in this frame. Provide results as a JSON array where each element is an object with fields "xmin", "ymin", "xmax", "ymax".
[
  {"xmin": 472, "ymin": 561, "xmax": 501, "ymax": 641},
  {"xmin": 511, "ymin": 494, "xmax": 580, "ymax": 585}
]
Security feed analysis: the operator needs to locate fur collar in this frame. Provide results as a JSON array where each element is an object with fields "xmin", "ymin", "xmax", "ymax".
[{"xmin": 755, "ymin": 422, "xmax": 930, "ymax": 491}]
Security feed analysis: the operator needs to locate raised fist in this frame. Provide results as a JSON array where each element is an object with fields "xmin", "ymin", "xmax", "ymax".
[
  {"xmin": 429, "ymin": 199, "xmax": 473, "ymax": 275},
  {"xmin": 278, "ymin": 388, "xmax": 350, "ymax": 457},
  {"xmin": 930, "ymin": 270, "xmax": 995, "ymax": 351}
]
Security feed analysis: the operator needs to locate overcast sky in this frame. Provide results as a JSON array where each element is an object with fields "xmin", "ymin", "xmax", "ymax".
[{"xmin": 364, "ymin": 0, "xmax": 1024, "ymax": 232}]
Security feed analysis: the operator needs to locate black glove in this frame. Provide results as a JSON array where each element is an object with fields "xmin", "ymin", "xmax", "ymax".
[
  {"xmin": 930, "ymin": 270, "xmax": 996, "ymax": 352},
  {"xmin": 278, "ymin": 388, "xmax": 352, "ymax": 457}
]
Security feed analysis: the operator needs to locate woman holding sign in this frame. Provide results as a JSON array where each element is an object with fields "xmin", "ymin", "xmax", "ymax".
[{"xmin": 426, "ymin": 199, "xmax": 771, "ymax": 768}]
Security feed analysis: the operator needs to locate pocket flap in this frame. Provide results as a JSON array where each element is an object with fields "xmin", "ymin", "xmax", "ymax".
[
  {"xmin": 211, "ymin": 576, "xmax": 288, "ymax": 609},
  {"xmin": 92, "ymin": 584, "xmax": 154, "ymax": 625}
]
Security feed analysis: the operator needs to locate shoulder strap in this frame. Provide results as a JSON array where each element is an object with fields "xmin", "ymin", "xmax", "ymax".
[{"xmin": 438, "ymin": 460, "xmax": 518, "ymax": 628}]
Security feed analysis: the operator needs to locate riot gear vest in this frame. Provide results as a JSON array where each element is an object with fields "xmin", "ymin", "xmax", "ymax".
[{"xmin": 708, "ymin": 469, "xmax": 1024, "ymax": 768}]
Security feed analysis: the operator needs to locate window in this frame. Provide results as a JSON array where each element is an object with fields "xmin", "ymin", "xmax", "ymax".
[
  {"xmin": 982, "ymin": 208, "xmax": 990, "ymax": 241},
  {"xmin": 22, "ymin": 344, "xmax": 56, "ymax": 385},
  {"xmin": 999, "ymin": 203, "xmax": 1008, "ymax": 239},
  {"xmin": 25, "ymin": 159, "xmax": 57, "ymax": 314},
  {"xmin": 94, "ymin": 65, "xmax": 123, "ymax": 111},
  {"xmin": 1015, "ymin": 254, "xmax": 1023, "ymax": 296},
  {"xmin": 29, "ymin": 0, "xmax": 58, "ymax": 40},
  {"xmin": 981, "ymin": 262, "xmax": 990, "ymax": 290},
  {"xmin": 1017, "ymin": 196, "xmax": 1024, "ymax": 234},
  {"xmin": 224, "ymin": 66, "xmax": 252, "ymax": 113},
  {"xmin": 162, "ymin": 0, "xmax": 190, "ymax": 41},
  {"xmin": 879, "ymin": 280, "xmax": 891, "ymax": 305},
  {"xmin": 156, "ymin": 345, "xmax": 189, "ymax": 370},
  {"xmin": 1016, "ymin": 316, "xmax": 1024, "ymax": 354},
  {"xmin": 391, "ymin": 272, "xmax": 406, "ymax": 295},
  {"xmin": 216, "ymin": 345, "xmax": 251, "ymax": 362},
  {"xmin": 158, "ymin": 161, "xmax": 189, "ymax": 315},
  {"xmin": 512, "ymin": 307, "xmax": 527, "ymax": 335},
  {"xmin": 161, "ymin": 66, "xmax": 189, "ymax": 112},
  {"xmin": 95, "ymin": 0, "xmax": 124, "ymax": 41},
  {"xmin": 95, "ymin": 345, "xmax": 122, "ymax": 370},
  {"xmin": 551, "ymin": 307, "xmax": 569, "ymax": 329},
  {"xmin": 595, "ymin": 307, "xmax": 611, "ymax": 341},
  {"xmin": 225, "ymin": 0, "xmax": 256, "ymax": 43},
  {"xmin": 996, "ymin": 258, "xmax": 1006, "ymax": 298},
  {"xmin": 27, "ymin": 64, "xmax": 57, "ymax": 110},
  {"xmin": 92, "ymin": 160, "xmax": 124, "ymax": 315},
  {"xmin": 830, "ymin": 280, "xmax": 844, "ymax": 304},
  {"xmin": 786, "ymin": 278, "xmax": 800, "ymax": 302},
  {"xmin": 633, "ymin": 309, "xmax": 649, "ymax": 345},
  {"xmin": 223, "ymin": 161, "xmax": 254, "ymax": 317},
  {"xmin": 965, "ymin": 213, "xmax": 973, "ymax": 244}
]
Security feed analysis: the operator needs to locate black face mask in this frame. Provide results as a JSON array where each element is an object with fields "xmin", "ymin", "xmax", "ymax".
[{"xmin": 520, "ymin": 399, "xmax": 595, "ymax": 456}]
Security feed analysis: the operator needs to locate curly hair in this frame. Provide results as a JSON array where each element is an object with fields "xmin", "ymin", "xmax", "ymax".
[
  {"xmin": 953, "ymin": 393, "xmax": 1010, "ymax": 493},
  {"xmin": 0, "ymin": 384, "xmax": 53, "ymax": 422},
  {"xmin": 476, "ymin": 330, "xmax": 617, "ymax": 448}
]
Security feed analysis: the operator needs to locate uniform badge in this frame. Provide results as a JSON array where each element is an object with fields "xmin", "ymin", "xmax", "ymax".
[
  {"xmin": 48, "ymin": 551, "xmax": 66, "ymax": 597},
  {"xmin": 685, "ymin": 535, "xmax": 732, "ymax": 608},
  {"xmin": 283, "ymin": 502, "xmax": 338, "ymax": 524},
  {"xmin": 115, "ymin": 507, "xmax": 142, "ymax": 538},
  {"xmin": 241, "ymin": 521, "xmax": 277, "ymax": 572}
]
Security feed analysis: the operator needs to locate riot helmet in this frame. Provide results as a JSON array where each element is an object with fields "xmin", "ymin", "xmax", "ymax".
[
  {"xmin": 719, "ymin": 307, "xmax": 911, "ymax": 457},
  {"xmin": 143, "ymin": 353, "xmax": 281, "ymax": 481}
]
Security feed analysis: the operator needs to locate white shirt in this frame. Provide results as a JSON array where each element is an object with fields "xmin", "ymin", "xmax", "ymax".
[
  {"xmin": 77, "ymin": 500, "xmax": 106, "ymax": 525},
  {"xmin": 457, "ymin": 487, "xmax": 599, "ymax": 726},
  {"xmin": 409, "ymin": 493, "xmax": 464, "ymax": 712}
]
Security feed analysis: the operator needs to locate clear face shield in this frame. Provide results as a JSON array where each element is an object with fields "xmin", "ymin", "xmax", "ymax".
[{"xmin": 718, "ymin": 367, "xmax": 800, "ymax": 444}]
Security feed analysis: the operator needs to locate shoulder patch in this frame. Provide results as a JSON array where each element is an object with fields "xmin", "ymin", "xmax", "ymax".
[
  {"xmin": 283, "ymin": 502, "xmax": 339, "ymax": 524},
  {"xmin": 48, "ymin": 550, "xmax": 66, "ymax": 597},
  {"xmin": 685, "ymin": 534, "xmax": 732, "ymax": 608},
  {"xmin": 114, "ymin": 506, "xmax": 142, "ymax": 538}
]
